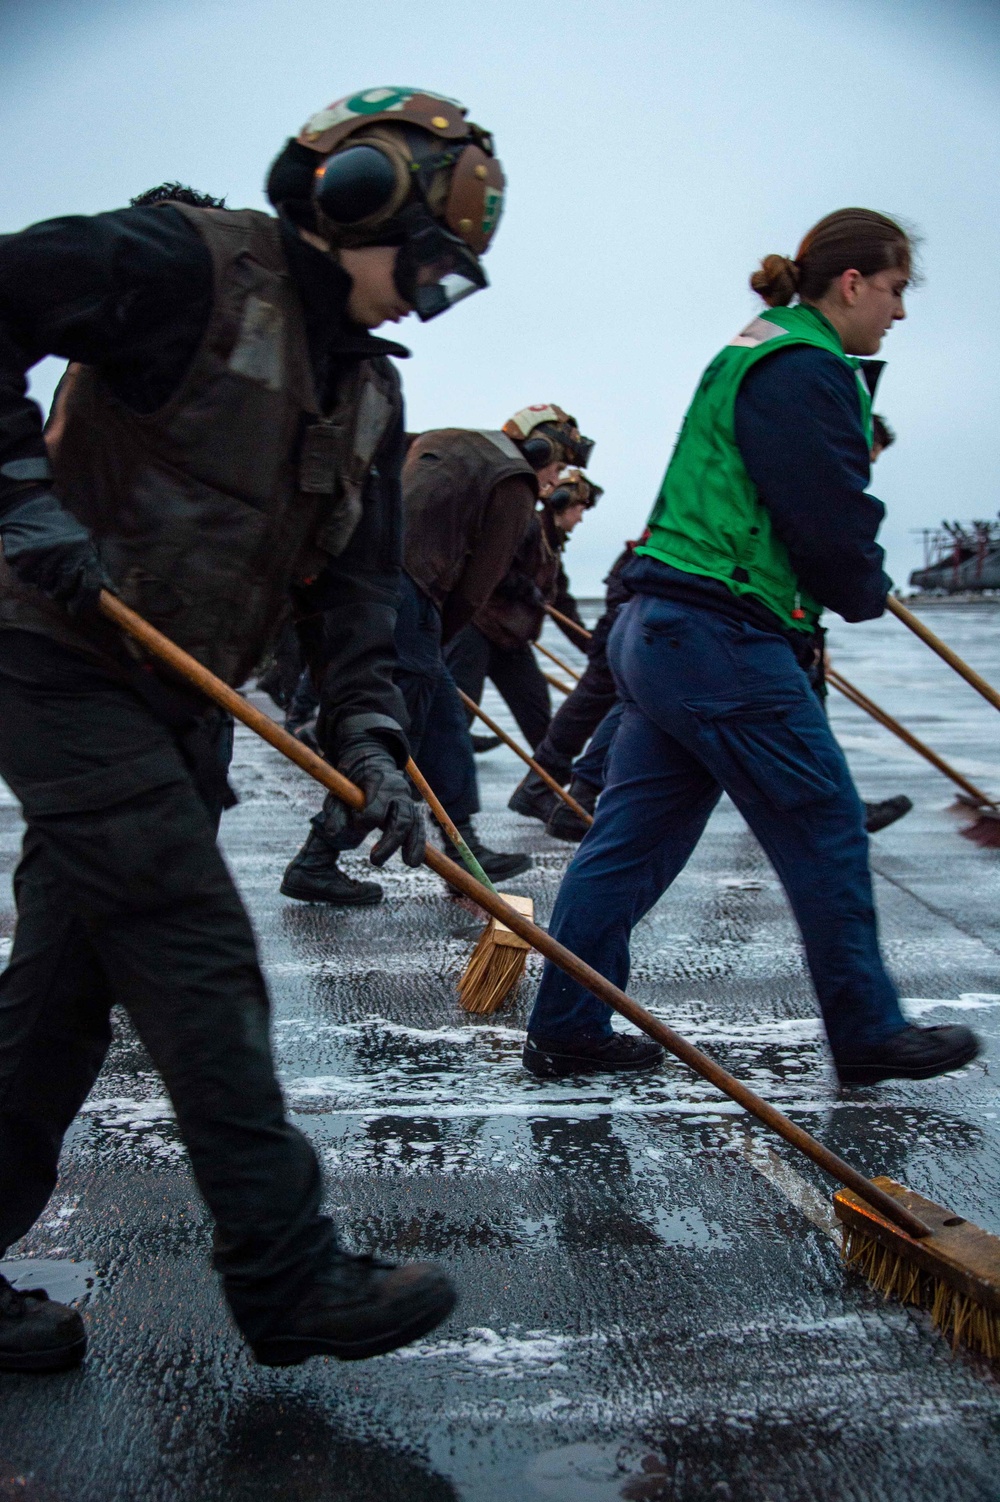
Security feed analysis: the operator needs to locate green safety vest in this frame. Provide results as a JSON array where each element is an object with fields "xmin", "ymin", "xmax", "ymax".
[{"xmin": 636, "ymin": 303, "xmax": 874, "ymax": 632}]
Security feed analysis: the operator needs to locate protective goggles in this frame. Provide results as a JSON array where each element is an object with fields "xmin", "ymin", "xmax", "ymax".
[
  {"xmin": 556, "ymin": 430, "xmax": 595, "ymax": 469},
  {"xmin": 392, "ymin": 203, "xmax": 488, "ymax": 322}
]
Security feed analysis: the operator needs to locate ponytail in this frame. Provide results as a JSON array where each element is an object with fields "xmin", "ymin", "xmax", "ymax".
[{"xmin": 749, "ymin": 253, "xmax": 800, "ymax": 308}]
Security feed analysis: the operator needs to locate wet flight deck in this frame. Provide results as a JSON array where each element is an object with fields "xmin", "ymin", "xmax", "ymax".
[{"xmin": 2, "ymin": 604, "xmax": 999, "ymax": 1501}]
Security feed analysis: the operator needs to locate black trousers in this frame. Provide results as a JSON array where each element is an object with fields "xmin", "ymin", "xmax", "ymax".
[
  {"xmin": 0, "ymin": 632, "xmax": 336, "ymax": 1343},
  {"xmin": 445, "ymin": 625, "xmax": 552, "ymax": 751},
  {"xmin": 530, "ymin": 649, "xmax": 618, "ymax": 783}
]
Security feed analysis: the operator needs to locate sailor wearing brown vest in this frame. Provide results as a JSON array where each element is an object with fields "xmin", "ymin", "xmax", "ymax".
[
  {"xmin": 446, "ymin": 467, "xmax": 599, "ymax": 751},
  {"xmin": 0, "ymin": 88, "xmax": 505, "ymax": 1374},
  {"xmin": 282, "ymin": 404, "xmax": 595, "ymax": 897},
  {"xmin": 398, "ymin": 413, "xmax": 593, "ymax": 868}
]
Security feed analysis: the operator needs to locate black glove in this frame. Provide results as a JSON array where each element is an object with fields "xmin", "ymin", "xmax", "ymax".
[
  {"xmin": 0, "ymin": 491, "xmax": 110, "ymax": 615},
  {"xmin": 317, "ymin": 736, "xmax": 424, "ymax": 868}
]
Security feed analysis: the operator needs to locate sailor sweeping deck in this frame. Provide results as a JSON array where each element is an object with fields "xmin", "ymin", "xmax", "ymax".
[{"xmin": 523, "ymin": 208, "xmax": 982, "ymax": 1089}]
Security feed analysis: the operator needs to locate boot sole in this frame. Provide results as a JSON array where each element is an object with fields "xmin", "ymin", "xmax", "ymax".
[
  {"xmin": 0, "ymin": 1335, "xmax": 86, "ymax": 1373},
  {"xmin": 507, "ymin": 794, "xmax": 557, "ymax": 824},
  {"xmin": 522, "ymin": 1046, "xmax": 663, "ymax": 1080},
  {"xmin": 251, "ymin": 1285, "xmax": 457, "ymax": 1367},
  {"xmin": 545, "ymin": 822, "xmax": 587, "ymax": 843},
  {"xmin": 279, "ymin": 879, "xmax": 383, "ymax": 907},
  {"xmin": 837, "ymin": 1038, "xmax": 980, "ymax": 1086},
  {"xmin": 864, "ymin": 798, "xmax": 914, "ymax": 834}
]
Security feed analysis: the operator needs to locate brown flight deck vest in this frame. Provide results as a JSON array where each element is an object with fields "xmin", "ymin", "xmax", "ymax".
[
  {"xmin": 475, "ymin": 507, "xmax": 563, "ymax": 651},
  {"xmin": 0, "ymin": 204, "xmax": 401, "ymax": 687},
  {"xmin": 402, "ymin": 428, "xmax": 537, "ymax": 610}
]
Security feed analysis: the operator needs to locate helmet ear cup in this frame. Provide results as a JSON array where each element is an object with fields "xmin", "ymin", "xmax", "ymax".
[
  {"xmin": 313, "ymin": 140, "xmax": 411, "ymax": 235},
  {"xmin": 521, "ymin": 433, "xmax": 557, "ymax": 470}
]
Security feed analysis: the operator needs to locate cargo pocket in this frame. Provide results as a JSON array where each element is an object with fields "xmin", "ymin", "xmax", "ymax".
[{"xmin": 684, "ymin": 691, "xmax": 841, "ymax": 812}]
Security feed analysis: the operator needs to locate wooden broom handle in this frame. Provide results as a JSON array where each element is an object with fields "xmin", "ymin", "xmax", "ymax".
[
  {"xmin": 886, "ymin": 595, "xmax": 1000, "ymax": 714},
  {"xmin": 540, "ymin": 669, "xmax": 573, "ymax": 696},
  {"xmin": 99, "ymin": 589, "xmax": 930, "ymax": 1240},
  {"xmin": 544, "ymin": 602, "xmax": 592, "ymax": 642},
  {"xmin": 455, "ymin": 687, "xmax": 594, "ymax": 826},
  {"xmin": 827, "ymin": 665, "xmax": 997, "ymax": 809},
  {"xmin": 405, "ymin": 758, "xmax": 496, "ymax": 892},
  {"xmin": 535, "ymin": 639, "xmax": 582, "ymax": 682}
]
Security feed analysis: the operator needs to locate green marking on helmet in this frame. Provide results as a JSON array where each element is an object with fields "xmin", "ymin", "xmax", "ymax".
[
  {"xmin": 481, "ymin": 186, "xmax": 503, "ymax": 238},
  {"xmin": 304, "ymin": 88, "xmax": 468, "ymax": 142},
  {"xmin": 345, "ymin": 87, "xmax": 415, "ymax": 116}
]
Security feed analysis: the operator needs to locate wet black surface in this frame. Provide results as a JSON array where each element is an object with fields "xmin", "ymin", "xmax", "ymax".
[{"xmin": 2, "ymin": 606, "xmax": 1000, "ymax": 1500}]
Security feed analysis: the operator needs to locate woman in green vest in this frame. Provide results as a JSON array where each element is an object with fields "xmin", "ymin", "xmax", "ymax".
[{"xmin": 523, "ymin": 208, "xmax": 980, "ymax": 1089}]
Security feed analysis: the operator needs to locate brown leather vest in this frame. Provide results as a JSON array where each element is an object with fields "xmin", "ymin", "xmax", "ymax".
[
  {"xmin": 0, "ymin": 205, "xmax": 400, "ymax": 687},
  {"xmin": 474, "ymin": 509, "xmax": 562, "ymax": 650},
  {"xmin": 402, "ymin": 428, "xmax": 537, "ymax": 609}
]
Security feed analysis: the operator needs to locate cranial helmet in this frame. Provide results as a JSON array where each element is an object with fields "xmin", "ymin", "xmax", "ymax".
[
  {"xmin": 501, "ymin": 405, "xmax": 595, "ymax": 471},
  {"xmin": 267, "ymin": 87, "xmax": 505, "ymax": 321},
  {"xmin": 547, "ymin": 468, "xmax": 603, "ymax": 512}
]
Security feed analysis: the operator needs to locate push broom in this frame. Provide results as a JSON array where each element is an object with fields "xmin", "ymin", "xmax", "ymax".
[
  {"xmin": 538, "ymin": 667, "xmax": 575, "ymax": 697},
  {"xmin": 885, "ymin": 596, "xmax": 1000, "ymax": 845},
  {"xmin": 822, "ymin": 666, "xmax": 990, "ymax": 829},
  {"xmin": 534, "ymin": 639, "xmax": 581, "ymax": 682},
  {"xmin": 98, "ymin": 589, "xmax": 1000, "ymax": 1359},
  {"xmin": 454, "ymin": 687, "xmax": 594, "ymax": 832},
  {"xmin": 543, "ymin": 601, "xmax": 592, "ymax": 645},
  {"xmin": 404, "ymin": 759, "xmax": 533, "ymax": 1015}
]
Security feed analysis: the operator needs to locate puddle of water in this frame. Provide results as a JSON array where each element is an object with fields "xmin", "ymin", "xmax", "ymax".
[
  {"xmin": 0, "ymin": 1258, "xmax": 100, "ymax": 1306},
  {"xmin": 526, "ymin": 1443, "xmax": 666, "ymax": 1502}
]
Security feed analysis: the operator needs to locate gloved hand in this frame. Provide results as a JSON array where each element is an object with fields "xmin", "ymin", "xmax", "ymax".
[
  {"xmin": 0, "ymin": 491, "xmax": 109, "ymax": 615},
  {"xmin": 317, "ymin": 736, "xmax": 424, "ymax": 868}
]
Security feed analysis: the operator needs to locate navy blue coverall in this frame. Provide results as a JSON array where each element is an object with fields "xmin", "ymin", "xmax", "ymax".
[{"xmin": 527, "ymin": 345, "xmax": 908, "ymax": 1067}]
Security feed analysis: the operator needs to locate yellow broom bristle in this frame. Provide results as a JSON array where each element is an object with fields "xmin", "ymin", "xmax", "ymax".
[
  {"xmin": 842, "ymin": 1227, "xmax": 1000, "ymax": 1359},
  {"xmin": 457, "ymin": 896, "xmax": 533, "ymax": 1016}
]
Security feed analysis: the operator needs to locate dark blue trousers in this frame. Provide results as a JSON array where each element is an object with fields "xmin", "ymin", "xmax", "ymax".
[
  {"xmin": 394, "ymin": 573, "xmax": 479, "ymax": 825},
  {"xmin": 527, "ymin": 596, "xmax": 906, "ymax": 1063}
]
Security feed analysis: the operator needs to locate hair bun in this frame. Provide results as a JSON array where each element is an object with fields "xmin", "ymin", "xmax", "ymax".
[{"xmin": 749, "ymin": 253, "xmax": 800, "ymax": 307}]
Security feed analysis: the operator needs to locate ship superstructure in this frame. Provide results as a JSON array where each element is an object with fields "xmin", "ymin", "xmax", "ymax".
[{"xmin": 909, "ymin": 516, "xmax": 1000, "ymax": 593}]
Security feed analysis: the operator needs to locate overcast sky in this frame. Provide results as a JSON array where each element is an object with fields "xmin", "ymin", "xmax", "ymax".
[{"xmin": 3, "ymin": 0, "xmax": 998, "ymax": 594}]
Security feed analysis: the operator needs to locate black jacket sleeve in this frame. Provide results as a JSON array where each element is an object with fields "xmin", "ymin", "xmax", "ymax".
[
  {"xmin": 0, "ymin": 206, "xmax": 212, "ymax": 513},
  {"xmin": 733, "ymin": 345, "xmax": 892, "ymax": 622},
  {"xmin": 303, "ymin": 374, "xmax": 411, "ymax": 768}
]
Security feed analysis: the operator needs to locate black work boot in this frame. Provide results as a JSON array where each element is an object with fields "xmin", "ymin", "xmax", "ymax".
[
  {"xmin": 0, "ymin": 1273, "xmax": 87, "ymax": 1373},
  {"xmin": 251, "ymin": 1252, "xmax": 456, "ymax": 1367},
  {"xmin": 523, "ymin": 1031, "xmax": 664, "ymax": 1079},
  {"xmin": 471, "ymin": 734, "xmax": 501, "ymax": 753},
  {"xmin": 836, "ymin": 1024, "xmax": 980, "ymax": 1086},
  {"xmin": 864, "ymin": 795, "xmax": 913, "ymax": 834},
  {"xmin": 545, "ymin": 779, "xmax": 598, "ymax": 842},
  {"xmin": 454, "ymin": 821, "xmax": 530, "ymax": 882},
  {"xmin": 280, "ymin": 831, "xmax": 383, "ymax": 906},
  {"xmin": 508, "ymin": 770, "xmax": 559, "ymax": 825}
]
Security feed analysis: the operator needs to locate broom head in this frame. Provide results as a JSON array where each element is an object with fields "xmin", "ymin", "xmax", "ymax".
[
  {"xmin": 944, "ymin": 794, "xmax": 1000, "ymax": 846},
  {"xmin": 835, "ymin": 1176, "xmax": 1000, "ymax": 1358},
  {"xmin": 959, "ymin": 808, "xmax": 1000, "ymax": 848},
  {"xmin": 457, "ymin": 894, "xmax": 534, "ymax": 1016}
]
